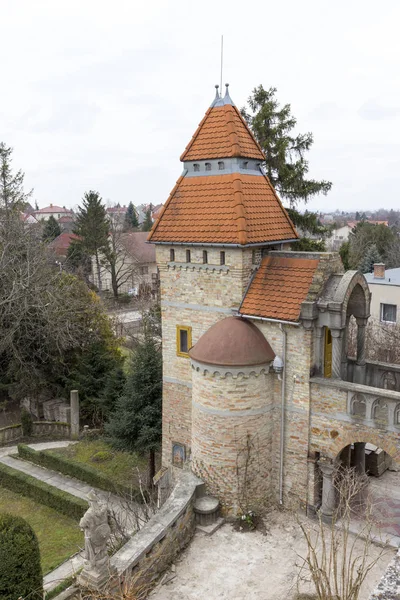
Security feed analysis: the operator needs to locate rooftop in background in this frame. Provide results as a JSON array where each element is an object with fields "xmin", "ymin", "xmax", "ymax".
[
  {"xmin": 365, "ymin": 266, "xmax": 400, "ymax": 287},
  {"xmin": 48, "ymin": 232, "xmax": 80, "ymax": 256},
  {"xmin": 107, "ymin": 205, "xmax": 128, "ymax": 214},
  {"xmin": 121, "ymin": 231, "xmax": 156, "ymax": 263},
  {"xmin": 34, "ymin": 204, "xmax": 73, "ymax": 215}
]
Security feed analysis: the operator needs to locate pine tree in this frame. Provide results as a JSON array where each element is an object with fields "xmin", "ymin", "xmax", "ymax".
[
  {"xmin": 358, "ymin": 244, "xmax": 382, "ymax": 274},
  {"xmin": 0, "ymin": 142, "xmax": 32, "ymax": 213},
  {"xmin": 42, "ymin": 215, "xmax": 61, "ymax": 242},
  {"xmin": 124, "ymin": 201, "xmax": 139, "ymax": 230},
  {"xmin": 106, "ymin": 323, "xmax": 162, "ymax": 482},
  {"xmin": 74, "ymin": 191, "xmax": 109, "ymax": 292},
  {"xmin": 241, "ymin": 86, "xmax": 332, "ymax": 208},
  {"xmin": 141, "ymin": 205, "xmax": 153, "ymax": 232}
]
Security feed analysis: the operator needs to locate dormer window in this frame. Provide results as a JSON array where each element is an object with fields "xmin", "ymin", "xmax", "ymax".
[
  {"xmin": 243, "ymin": 161, "xmax": 248, "ymax": 170},
  {"xmin": 205, "ymin": 162, "xmax": 211, "ymax": 171},
  {"xmin": 193, "ymin": 163, "xmax": 200, "ymax": 172},
  {"xmin": 218, "ymin": 161, "xmax": 225, "ymax": 170}
]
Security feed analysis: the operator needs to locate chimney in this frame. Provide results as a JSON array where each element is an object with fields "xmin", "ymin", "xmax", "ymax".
[
  {"xmin": 50, "ymin": 203, "xmax": 53, "ymax": 207},
  {"xmin": 373, "ymin": 263, "xmax": 385, "ymax": 279}
]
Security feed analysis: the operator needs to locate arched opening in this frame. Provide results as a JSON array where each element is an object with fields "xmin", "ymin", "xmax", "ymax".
[{"xmin": 323, "ymin": 327, "xmax": 332, "ymax": 378}]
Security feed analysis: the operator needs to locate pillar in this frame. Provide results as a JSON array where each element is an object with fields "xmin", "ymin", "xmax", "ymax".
[
  {"xmin": 354, "ymin": 317, "xmax": 368, "ymax": 384},
  {"xmin": 353, "ymin": 442, "xmax": 366, "ymax": 475},
  {"xmin": 331, "ymin": 329, "xmax": 343, "ymax": 379},
  {"xmin": 315, "ymin": 328, "xmax": 324, "ymax": 375},
  {"xmin": 341, "ymin": 317, "xmax": 350, "ymax": 381},
  {"xmin": 318, "ymin": 460, "xmax": 336, "ymax": 520},
  {"xmin": 340, "ymin": 444, "xmax": 351, "ymax": 468},
  {"xmin": 70, "ymin": 390, "xmax": 80, "ymax": 440}
]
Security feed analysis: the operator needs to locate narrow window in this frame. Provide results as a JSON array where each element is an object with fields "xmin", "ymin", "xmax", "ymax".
[
  {"xmin": 243, "ymin": 161, "xmax": 248, "ymax": 170},
  {"xmin": 193, "ymin": 163, "xmax": 200, "ymax": 172},
  {"xmin": 203, "ymin": 250, "xmax": 208, "ymax": 264},
  {"xmin": 218, "ymin": 161, "xmax": 225, "ymax": 170},
  {"xmin": 186, "ymin": 249, "xmax": 191, "ymax": 263},
  {"xmin": 170, "ymin": 248, "xmax": 175, "ymax": 262},
  {"xmin": 140, "ymin": 266, "xmax": 149, "ymax": 275},
  {"xmin": 205, "ymin": 162, "xmax": 211, "ymax": 171},
  {"xmin": 381, "ymin": 303, "xmax": 397, "ymax": 323},
  {"xmin": 176, "ymin": 326, "xmax": 192, "ymax": 357},
  {"xmin": 220, "ymin": 251, "xmax": 225, "ymax": 265}
]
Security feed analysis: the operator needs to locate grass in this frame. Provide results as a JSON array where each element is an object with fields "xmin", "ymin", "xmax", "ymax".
[
  {"xmin": 0, "ymin": 487, "xmax": 83, "ymax": 575},
  {"xmin": 46, "ymin": 439, "xmax": 147, "ymax": 489}
]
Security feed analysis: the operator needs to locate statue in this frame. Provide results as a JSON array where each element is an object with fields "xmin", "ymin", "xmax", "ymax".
[{"xmin": 78, "ymin": 490, "xmax": 112, "ymax": 589}]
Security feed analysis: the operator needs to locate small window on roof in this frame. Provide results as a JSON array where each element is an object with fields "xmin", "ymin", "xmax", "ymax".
[
  {"xmin": 170, "ymin": 248, "xmax": 175, "ymax": 262},
  {"xmin": 205, "ymin": 162, "xmax": 211, "ymax": 171},
  {"xmin": 203, "ymin": 250, "xmax": 208, "ymax": 264},
  {"xmin": 218, "ymin": 161, "xmax": 225, "ymax": 170},
  {"xmin": 243, "ymin": 161, "xmax": 248, "ymax": 170},
  {"xmin": 186, "ymin": 249, "xmax": 191, "ymax": 263},
  {"xmin": 193, "ymin": 163, "xmax": 200, "ymax": 172},
  {"xmin": 220, "ymin": 251, "xmax": 225, "ymax": 265}
]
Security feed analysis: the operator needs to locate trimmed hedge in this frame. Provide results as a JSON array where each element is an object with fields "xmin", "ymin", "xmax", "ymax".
[
  {"xmin": 18, "ymin": 444, "xmax": 140, "ymax": 499},
  {"xmin": 0, "ymin": 462, "xmax": 87, "ymax": 520},
  {"xmin": 0, "ymin": 513, "xmax": 43, "ymax": 600}
]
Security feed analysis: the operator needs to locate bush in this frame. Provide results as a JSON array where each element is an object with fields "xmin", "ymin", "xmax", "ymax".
[
  {"xmin": 0, "ymin": 461, "xmax": 87, "ymax": 520},
  {"xmin": 21, "ymin": 408, "xmax": 33, "ymax": 436},
  {"xmin": 91, "ymin": 450, "xmax": 114, "ymax": 462},
  {"xmin": 18, "ymin": 444, "xmax": 139, "ymax": 499},
  {"xmin": 0, "ymin": 513, "xmax": 43, "ymax": 600}
]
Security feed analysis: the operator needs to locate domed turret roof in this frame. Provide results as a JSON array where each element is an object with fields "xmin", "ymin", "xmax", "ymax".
[{"xmin": 189, "ymin": 317, "xmax": 275, "ymax": 367}]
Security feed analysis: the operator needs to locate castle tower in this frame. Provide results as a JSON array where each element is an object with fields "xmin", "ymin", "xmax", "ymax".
[{"xmin": 148, "ymin": 85, "xmax": 298, "ymax": 472}]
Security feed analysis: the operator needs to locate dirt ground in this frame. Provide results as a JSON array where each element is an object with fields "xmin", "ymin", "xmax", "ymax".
[{"xmin": 149, "ymin": 511, "xmax": 394, "ymax": 600}]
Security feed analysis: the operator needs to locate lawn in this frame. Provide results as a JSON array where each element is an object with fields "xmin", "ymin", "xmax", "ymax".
[
  {"xmin": 0, "ymin": 487, "xmax": 83, "ymax": 574},
  {"xmin": 46, "ymin": 439, "xmax": 147, "ymax": 488}
]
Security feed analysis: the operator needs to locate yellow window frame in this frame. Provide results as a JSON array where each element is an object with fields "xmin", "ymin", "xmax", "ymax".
[{"xmin": 176, "ymin": 325, "xmax": 192, "ymax": 358}]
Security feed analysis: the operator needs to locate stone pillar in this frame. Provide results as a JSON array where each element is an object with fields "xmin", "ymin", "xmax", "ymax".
[
  {"xmin": 70, "ymin": 390, "xmax": 80, "ymax": 440},
  {"xmin": 340, "ymin": 444, "xmax": 351, "ymax": 468},
  {"xmin": 353, "ymin": 442, "xmax": 366, "ymax": 475},
  {"xmin": 315, "ymin": 328, "xmax": 324, "ymax": 375},
  {"xmin": 354, "ymin": 317, "xmax": 368, "ymax": 384},
  {"xmin": 318, "ymin": 460, "xmax": 336, "ymax": 520},
  {"xmin": 341, "ymin": 317, "xmax": 350, "ymax": 381},
  {"xmin": 331, "ymin": 329, "xmax": 343, "ymax": 379}
]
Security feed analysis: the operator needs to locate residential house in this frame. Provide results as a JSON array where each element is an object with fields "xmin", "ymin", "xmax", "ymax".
[
  {"xmin": 33, "ymin": 204, "xmax": 74, "ymax": 221},
  {"xmin": 48, "ymin": 232, "xmax": 80, "ymax": 260},
  {"xmin": 364, "ymin": 263, "xmax": 400, "ymax": 324}
]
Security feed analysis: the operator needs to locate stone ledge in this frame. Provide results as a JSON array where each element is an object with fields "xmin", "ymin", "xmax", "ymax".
[
  {"xmin": 310, "ymin": 377, "xmax": 400, "ymax": 401},
  {"xmin": 369, "ymin": 549, "xmax": 400, "ymax": 599}
]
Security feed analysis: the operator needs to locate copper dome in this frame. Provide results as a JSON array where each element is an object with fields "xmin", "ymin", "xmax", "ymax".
[{"xmin": 189, "ymin": 317, "xmax": 275, "ymax": 367}]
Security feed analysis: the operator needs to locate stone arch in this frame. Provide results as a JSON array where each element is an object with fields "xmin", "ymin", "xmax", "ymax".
[
  {"xmin": 327, "ymin": 430, "xmax": 400, "ymax": 467},
  {"xmin": 333, "ymin": 270, "xmax": 371, "ymax": 324},
  {"xmin": 372, "ymin": 397, "xmax": 388, "ymax": 424},
  {"xmin": 350, "ymin": 393, "xmax": 366, "ymax": 417}
]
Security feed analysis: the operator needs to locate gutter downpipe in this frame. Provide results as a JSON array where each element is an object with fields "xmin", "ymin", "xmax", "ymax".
[{"xmin": 279, "ymin": 323, "xmax": 287, "ymax": 506}]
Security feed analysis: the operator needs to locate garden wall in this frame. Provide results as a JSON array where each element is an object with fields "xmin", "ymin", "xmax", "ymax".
[{"xmin": 0, "ymin": 421, "xmax": 70, "ymax": 445}]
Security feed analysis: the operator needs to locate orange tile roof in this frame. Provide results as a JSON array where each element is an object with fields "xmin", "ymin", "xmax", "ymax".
[
  {"xmin": 148, "ymin": 173, "xmax": 298, "ymax": 245},
  {"xmin": 181, "ymin": 104, "xmax": 265, "ymax": 161},
  {"xmin": 239, "ymin": 255, "xmax": 320, "ymax": 322}
]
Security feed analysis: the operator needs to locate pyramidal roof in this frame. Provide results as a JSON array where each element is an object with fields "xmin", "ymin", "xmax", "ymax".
[
  {"xmin": 181, "ymin": 85, "xmax": 265, "ymax": 162},
  {"xmin": 148, "ymin": 86, "xmax": 298, "ymax": 247}
]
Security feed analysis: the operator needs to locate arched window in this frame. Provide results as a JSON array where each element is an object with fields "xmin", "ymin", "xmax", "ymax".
[
  {"xmin": 186, "ymin": 249, "xmax": 191, "ymax": 263},
  {"xmin": 193, "ymin": 163, "xmax": 200, "ymax": 172},
  {"xmin": 203, "ymin": 250, "xmax": 208, "ymax": 264},
  {"xmin": 220, "ymin": 251, "xmax": 225, "ymax": 265},
  {"xmin": 351, "ymin": 393, "xmax": 366, "ymax": 417},
  {"xmin": 395, "ymin": 404, "xmax": 400, "ymax": 426},
  {"xmin": 372, "ymin": 398, "xmax": 388, "ymax": 424},
  {"xmin": 170, "ymin": 248, "xmax": 175, "ymax": 262},
  {"xmin": 382, "ymin": 371, "xmax": 397, "ymax": 391},
  {"xmin": 218, "ymin": 161, "xmax": 225, "ymax": 170},
  {"xmin": 205, "ymin": 162, "xmax": 211, "ymax": 171}
]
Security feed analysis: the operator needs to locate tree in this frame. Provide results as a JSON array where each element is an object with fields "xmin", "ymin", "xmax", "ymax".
[
  {"xmin": 0, "ymin": 142, "xmax": 32, "ymax": 213},
  {"xmin": 141, "ymin": 205, "xmax": 153, "ymax": 232},
  {"xmin": 101, "ymin": 211, "xmax": 135, "ymax": 299},
  {"xmin": 358, "ymin": 243, "xmax": 382, "ymax": 273},
  {"xmin": 74, "ymin": 191, "xmax": 109, "ymax": 292},
  {"xmin": 287, "ymin": 209, "xmax": 332, "ymax": 252},
  {"xmin": 339, "ymin": 241, "xmax": 350, "ymax": 271},
  {"xmin": 42, "ymin": 215, "xmax": 61, "ymax": 242},
  {"xmin": 241, "ymin": 86, "xmax": 332, "ymax": 208},
  {"xmin": 65, "ymin": 238, "xmax": 92, "ymax": 283},
  {"xmin": 124, "ymin": 202, "xmax": 139, "ymax": 230},
  {"xmin": 106, "ymin": 322, "xmax": 162, "ymax": 483},
  {"xmin": 0, "ymin": 513, "xmax": 43, "ymax": 600},
  {"xmin": 348, "ymin": 222, "xmax": 400, "ymax": 270}
]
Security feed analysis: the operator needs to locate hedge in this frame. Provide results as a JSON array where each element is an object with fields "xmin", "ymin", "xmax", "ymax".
[
  {"xmin": 0, "ymin": 462, "xmax": 87, "ymax": 520},
  {"xmin": 18, "ymin": 443, "xmax": 140, "ymax": 500},
  {"xmin": 0, "ymin": 513, "xmax": 43, "ymax": 600}
]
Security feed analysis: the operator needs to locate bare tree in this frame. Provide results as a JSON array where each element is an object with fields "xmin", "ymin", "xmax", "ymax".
[
  {"xmin": 296, "ymin": 466, "xmax": 390, "ymax": 600},
  {"xmin": 101, "ymin": 210, "xmax": 136, "ymax": 299}
]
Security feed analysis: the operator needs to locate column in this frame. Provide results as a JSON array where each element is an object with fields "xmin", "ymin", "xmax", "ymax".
[
  {"xmin": 331, "ymin": 329, "xmax": 343, "ymax": 379},
  {"xmin": 318, "ymin": 460, "xmax": 336, "ymax": 520},
  {"xmin": 340, "ymin": 444, "xmax": 351, "ymax": 469},
  {"xmin": 70, "ymin": 390, "xmax": 80, "ymax": 440},
  {"xmin": 354, "ymin": 317, "xmax": 368, "ymax": 384},
  {"xmin": 341, "ymin": 317, "xmax": 350, "ymax": 381},
  {"xmin": 315, "ymin": 328, "xmax": 324, "ymax": 375},
  {"xmin": 353, "ymin": 442, "xmax": 366, "ymax": 475}
]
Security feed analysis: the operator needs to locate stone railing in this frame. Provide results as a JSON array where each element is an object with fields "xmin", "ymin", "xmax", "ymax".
[
  {"xmin": 108, "ymin": 471, "xmax": 203, "ymax": 595},
  {"xmin": 0, "ymin": 424, "xmax": 22, "ymax": 444},
  {"xmin": 346, "ymin": 358, "xmax": 400, "ymax": 392}
]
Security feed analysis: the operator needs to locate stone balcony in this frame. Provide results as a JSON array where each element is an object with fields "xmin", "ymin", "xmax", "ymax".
[{"xmin": 346, "ymin": 358, "xmax": 400, "ymax": 392}]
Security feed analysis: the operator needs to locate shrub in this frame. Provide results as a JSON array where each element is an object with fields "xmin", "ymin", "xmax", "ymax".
[
  {"xmin": 0, "ymin": 513, "xmax": 43, "ymax": 600},
  {"xmin": 21, "ymin": 408, "xmax": 33, "ymax": 436},
  {"xmin": 17, "ymin": 443, "xmax": 139, "ymax": 499},
  {"xmin": 0, "ymin": 461, "xmax": 87, "ymax": 520},
  {"xmin": 91, "ymin": 450, "xmax": 114, "ymax": 462}
]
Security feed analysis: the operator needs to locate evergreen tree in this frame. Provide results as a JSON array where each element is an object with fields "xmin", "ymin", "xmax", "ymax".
[
  {"xmin": 42, "ymin": 215, "xmax": 61, "ymax": 242},
  {"xmin": 339, "ymin": 241, "xmax": 350, "ymax": 271},
  {"xmin": 66, "ymin": 239, "xmax": 92, "ymax": 281},
  {"xmin": 124, "ymin": 201, "xmax": 139, "ymax": 230},
  {"xmin": 241, "ymin": 86, "xmax": 332, "ymax": 208},
  {"xmin": 106, "ymin": 323, "xmax": 162, "ymax": 482},
  {"xmin": 348, "ymin": 222, "xmax": 400, "ymax": 269},
  {"xmin": 141, "ymin": 205, "xmax": 153, "ymax": 232},
  {"xmin": 0, "ymin": 142, "xmax": 33, "ymax": 213},
  {"xmin": 0, "ymin": 513, "xmax": 43, "ymax": 600},
  {"xmin": 74, "ymin": 191, "xmax": 109, "ymax": 292},
  {"xmin": 358, "ymin": 244, "xmax": 382, "ymax": 274},
  {"xmin": 355, "ymin": 211, "xmax": 360, "ymax": 221}
]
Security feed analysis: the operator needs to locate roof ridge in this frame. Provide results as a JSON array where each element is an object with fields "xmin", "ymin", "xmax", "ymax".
[
  {"xmin": 231, "ymin": 173, "xmax": 247, "ymax": 245},
  {"xmin": 231, "ymin": 105, "xmax": 265, "ymax": 158},
  {"xmin": 224, "ymin": 105, "xmax": 241, "ymax": 156},
  {"xmin": 180, "ymin": 109, "xmax": 211, "ymax": 162},
  {"xmin": 261, "ymin": 172, "xmax": 298, "ymax": 240}
]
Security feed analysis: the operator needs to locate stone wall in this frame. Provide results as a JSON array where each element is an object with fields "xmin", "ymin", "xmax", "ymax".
[
  {"xmin": 0, "ymin": 421, "xmax": 70, "ymax": 446},
  {"xmin": 0, "ymin": 424, "xmax": 22, "ymax": 444},
  {"xmin": 108, "ymin": 471, "xmax": 202, "ymax": 596}
]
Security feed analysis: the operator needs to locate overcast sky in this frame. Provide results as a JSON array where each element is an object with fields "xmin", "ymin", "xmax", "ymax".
[{"xmin": 1, "ymin": 0, "xmax": 400, "ymax": 213}]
